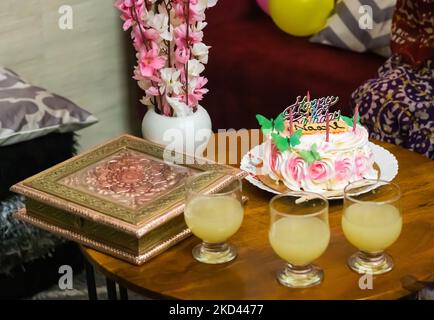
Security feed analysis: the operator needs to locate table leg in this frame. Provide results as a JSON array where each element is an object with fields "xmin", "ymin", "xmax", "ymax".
[
  {"xmin": 119, "ymin": 284, "xmax": 129, "ymax": 300},
  {"xmin": 106, "ymin": 277, "xmax": 117, "ymax": 300},
  {"xmin": 84, "ymin": 260, "xmax": 98, "ymax": 300}
]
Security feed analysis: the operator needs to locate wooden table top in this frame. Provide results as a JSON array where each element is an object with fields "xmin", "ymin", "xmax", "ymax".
[{"xmin": 82, "ymin": 131, "xmax": 434, "ymax": 300}]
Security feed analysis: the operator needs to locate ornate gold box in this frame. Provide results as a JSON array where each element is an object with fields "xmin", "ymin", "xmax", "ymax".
[{"xmin": 11, "ymin": 134, "xmax": 245, "ymax": 265}]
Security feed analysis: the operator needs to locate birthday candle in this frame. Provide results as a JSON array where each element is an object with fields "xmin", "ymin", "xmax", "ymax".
[
  {"xmin": 353, "ymin": 104, "xmax": 359, "ymax": 132},
  {"xmin": 289, "ymin": 109, "xmax": 294, "ymax": 136},
  {"xmin": 326, "ymin": 112, "xmax": 330, "ymax": 143}
]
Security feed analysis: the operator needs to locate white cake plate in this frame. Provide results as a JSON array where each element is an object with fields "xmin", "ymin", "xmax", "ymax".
[{"xmin": 240, "ymin": 142, "xmax": 399, "ymax": 200}]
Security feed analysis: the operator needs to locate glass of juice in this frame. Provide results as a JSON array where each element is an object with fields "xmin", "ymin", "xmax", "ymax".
[
  {"xmin": 343, "ymin": 179, "xmax": 402, "ymax": 275},
  {"xmin": 184, "ymin": 171, "xmax": 244, "ymax": 264},
  {"xmin": 269, "ymin": 192, "xmax": 330, "ymax": 288}
]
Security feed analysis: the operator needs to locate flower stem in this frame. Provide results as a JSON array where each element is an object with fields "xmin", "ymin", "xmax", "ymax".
[
  {"xmin": 164, "ymin": 0, "xmax": 172, "ymax": 67},
  {"xmin": 185, "ymin": 0, "xmax": 190, "ymax": 108}
]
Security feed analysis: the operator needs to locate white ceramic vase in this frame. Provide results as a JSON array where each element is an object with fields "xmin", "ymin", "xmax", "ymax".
[{"xmin": 141, "ymin": 106, "xmax": 212, "ymax": 156}]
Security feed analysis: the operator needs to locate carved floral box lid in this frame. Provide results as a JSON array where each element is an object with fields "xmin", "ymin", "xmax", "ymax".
[{"xmin": 11, "ymin": 134, "xmax": 246, "ymax": 238}]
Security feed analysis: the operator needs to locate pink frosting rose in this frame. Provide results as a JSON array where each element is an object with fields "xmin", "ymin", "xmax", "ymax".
[
  {"xmin": 335, "ymin": 157, "xmax": 353, "ymax": 181},
  {"xmin": 355, "ymin": 154, "xmax": 369, "ymax": 177},
  {"xmin": 287, "ymin": 157, "xmax": 306, "ymax": 182},
  {"xmin": 308, "ymin": 161, "xmax": 332, "ymax": 182}
]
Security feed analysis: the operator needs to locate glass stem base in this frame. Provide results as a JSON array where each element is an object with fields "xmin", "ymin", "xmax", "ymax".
[
  {"xmin": 277, "ymin": 264, "xmax": 323, "ymax": 288},
  {"xmin": 192, "ymin": 241, "xmax": 237, "ymax": 264},
  {"xmin": 347, "ymin": 251, "xmax": 394, "ymax": 275}
]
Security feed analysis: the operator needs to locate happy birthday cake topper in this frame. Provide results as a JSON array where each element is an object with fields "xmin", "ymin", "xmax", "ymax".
[
  {"xmin": 280, "ymin": 93, "xmax": 349, "ymax": 137},
  {"xmin": 283, "ymin": 94, "xmax": 341, "ymax": 124},
  {"xmin": 256, "ymin": 93, "xmax": 360, "ymax": 152}
]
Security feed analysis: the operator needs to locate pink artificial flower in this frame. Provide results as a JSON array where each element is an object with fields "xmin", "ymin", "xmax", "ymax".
[
  {"xmin": 145, "ymin": 86, "xmax": 160, "ymax": 97},
  {"xmin": 138, "ymin": 43, "xmax": 166, "ymax": 78},
  {"xmin": 192, "ymin": 76, "xmax": 209, "ymax": 102},
  {"xmin": 335, "ymin": 157, "xmax": 353, "ymax": 181},
  {"xmin": 115, "ymin": 0, "xmax": 145, "ymax": 31},
  {"xmin": 161, "ymin": 99, "xmax": 172, "ymax": 116},
  {"xmin": 355, "ymin": 154, "xmax": 369, "ymax": 177},
  {"xmin": 308, "ymin": 161, "xmax": 331, "ymax": 182},
  {"xmin": 175, "ymin": 47, "xmax": 190, "ymax": 65},
  {"xmin": 131, "ymin": 25, "xmax": 159, "ymax": 51},
  {"xmin": 173, "ymin": 0, "xmax": 202, "ymax": 23},
  {"xmin": 287, "ymin": 157, "xmax": 306, "ymax": 182},
  {"xmin": 133, "ymin": 66, "xmax": 147, "ymax": 81},
  {"xmin": 176, "ymin": 76, "xmax": 208, "ymax": 107},
  {"xmin": 174, "ymin": 24, "xmax": 203, "ymax": 49},
  {"xmin": 176, "ymin": 93, "xmax": 196, "ymax": 107}
]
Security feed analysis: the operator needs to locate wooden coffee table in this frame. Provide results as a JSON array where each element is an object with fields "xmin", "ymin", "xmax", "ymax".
[{"xmin": 81, "ymin": 131, "xmax": 434, "ymax": 300}]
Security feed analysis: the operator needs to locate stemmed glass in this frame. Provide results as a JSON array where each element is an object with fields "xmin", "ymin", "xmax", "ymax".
[
  {"xmin": 342, "ymin": 179, "xmax": 402, "ymax": 275},
  {"xmin": 184, "ymin": 171, "xmax": 244, "ymax": 264},
  {"xmin": 269, "ymin": 192, "xmax": 330, "ymax": 288}
]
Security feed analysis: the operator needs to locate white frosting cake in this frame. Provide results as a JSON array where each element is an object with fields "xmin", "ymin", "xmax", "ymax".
[{"xmin": 262, "ymin": 120, "xmax": 378, "ymax": 193}]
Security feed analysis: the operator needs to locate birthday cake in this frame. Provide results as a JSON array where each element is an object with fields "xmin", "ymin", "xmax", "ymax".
[{"xmin": 257, "ymin": 95, "xmax": 378, "ymax": 193}]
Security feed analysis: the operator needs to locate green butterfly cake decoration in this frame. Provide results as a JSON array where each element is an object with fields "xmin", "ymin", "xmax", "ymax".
[
  {"xmin": 271, "ymin": 133, "xmax": 289, "ymax": 152},
  {"xmin": 289, "ymin": 129, "xmax": 302, "ymax": 147},
  {"xmin": 256, "ymin": 114, "xmax": 304, "ymax": 152},
  {"xmin": 270, "ymin": 129, "xmax": 303, "ymax": 152},
  {"xmin": 298, "ymin": 143, "xmax": 321, "ymax": 165},
  {"xmin": 273, "ymin": 112, "xmax": 286, "ymax": 133},
  {"xmin": 256, "ymin": 114, "xmax": 273, "ymax": 135}
]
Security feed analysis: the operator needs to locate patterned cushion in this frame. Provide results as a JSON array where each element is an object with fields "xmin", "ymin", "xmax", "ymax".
[
  {"xmin": 0, "ymin": 67, "xmax": 97, "ymax": 146},
  {"xmin": 391, "ymin": 0, "xmax": 434, "ymax": 67},
  {"xmin": 311, "ymin": 0, "xmax": 396, "ymax": 57},
  {"xmin": 351, "ymin": 55, "xmax": 434, "ymax": 159}
]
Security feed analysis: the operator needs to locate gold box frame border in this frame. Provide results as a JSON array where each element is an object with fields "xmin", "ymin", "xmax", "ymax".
[{"xmin": 11, "ymin": 134, "xmax": 246, "ymax": 238}]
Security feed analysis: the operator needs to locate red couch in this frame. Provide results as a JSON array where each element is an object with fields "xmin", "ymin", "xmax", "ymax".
[{"xmin": 204, "ymin": 0, "xmax": 386, "ymax": 130}]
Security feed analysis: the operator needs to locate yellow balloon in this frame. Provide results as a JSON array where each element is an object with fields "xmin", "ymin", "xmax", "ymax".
[{"xmin": 269, "ymin": 0, "xmax": 334, "ymax": 37}]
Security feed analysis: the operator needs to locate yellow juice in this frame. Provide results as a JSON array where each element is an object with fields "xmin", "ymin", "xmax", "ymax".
[
  {"xmin": 342, "ymin": 203, "xmax": 402, "ymax": 253},
  {"xmin": 269, "ymin": 217, "xmax": 330, "ymax": 266},
  {"xmin": 184, "ymin": 196, "xmax": 244, "ymax": 243}
]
